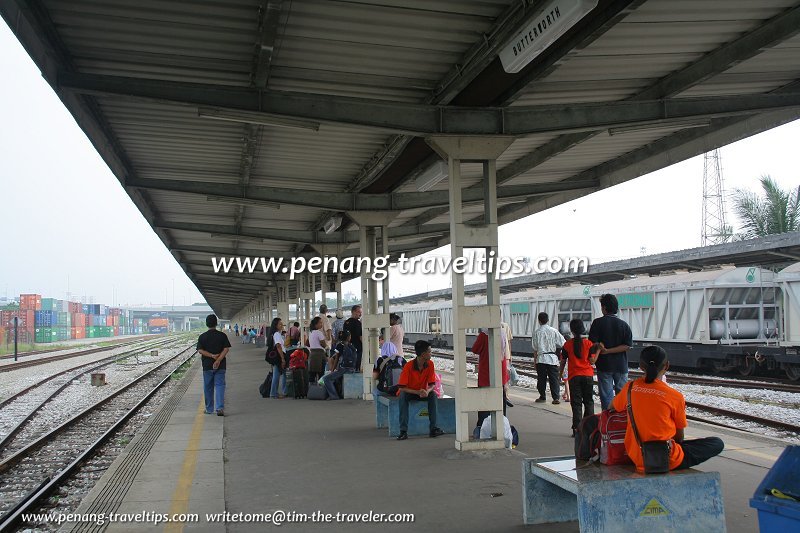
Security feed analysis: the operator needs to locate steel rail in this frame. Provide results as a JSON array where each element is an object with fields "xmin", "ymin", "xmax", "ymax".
[{"xmin": 0, "ymin": 348, "xmax": 197, "ymax": 531}]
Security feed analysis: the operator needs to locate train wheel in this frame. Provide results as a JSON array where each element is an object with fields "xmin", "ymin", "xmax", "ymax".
[
  {"xmin": 737, "ymin": 361, "xmax": 757, "ymax": 377},
  {"xmin": 786, "ymin": 365, "xmax": 800, "ymax": 381}
]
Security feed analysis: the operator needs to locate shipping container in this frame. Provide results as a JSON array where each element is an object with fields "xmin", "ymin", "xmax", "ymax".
[
  {"xmin": 114, "ymin": 326, "xmax": 120, "ymax": 336},
  {"xmin": 81, "ymin": 304, "xmax": 89, "ymax": 314},
  {"xmin": 55, "ymin": 327, "xmax": 69, "ymax": 341},
  {"xmin": 41, "ymin": 298, "xmax": 56, "ymax": 312},
  {"xmin": 34, "ymin": 310, "xmax": 56, "ymax": 327},
  {"xmin": 71, "ymin": 326, "xmax": 85, "ymax": 339},
  {"xmin": 148, "ymin": 318, "xmax": 169, "ymax": 327},
  {"xmin": 56, "ymin": 312, "xmax": 70, "ymax": 326},
  {"xmin": 149, "ymin": 326, "xmax": 168, "ymax": 334},
  {"xmin": 150, "ymin": 312, "xmax": 168, "ymax": 318},
  {"xmin": 35, "ymin": 327, "xmax": 57, "ymax": 343},
  {"xmin": 20, "ymin": 294, "xmax": 42, "ymax": 311}
]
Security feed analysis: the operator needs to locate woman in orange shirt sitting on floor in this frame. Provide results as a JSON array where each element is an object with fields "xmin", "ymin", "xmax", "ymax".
[{"xmin": 611, "ymin": 345, "xmax": 724, "ymax": 471}]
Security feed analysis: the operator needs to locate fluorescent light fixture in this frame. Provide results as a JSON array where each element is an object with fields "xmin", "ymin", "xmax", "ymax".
[
  {"xmin": 324, "ymin": 215, "xmax": 343, "ymax": 234},
  {"xmin": 415, "ymin": 160, "xmax": 448, "ymax": 192},
  {"xmin": 197, "ymin": 106, "xmax": 320, "ymax": 131},
  {"xmin": 607, "ymin": 120, "xmax": 712, "ymax": 136},
  {"xmin": 499, "ymin": 0, "xmax": 599, "ymax": 74},
  {"xmin": 205, "ymin": 195, "xmax": 280, "ymax": 209}
]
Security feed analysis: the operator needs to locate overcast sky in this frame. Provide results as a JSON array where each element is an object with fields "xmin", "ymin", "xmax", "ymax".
[{"xmin": 2, "ymin": 20, "xmax": 798, "ymax": 312}]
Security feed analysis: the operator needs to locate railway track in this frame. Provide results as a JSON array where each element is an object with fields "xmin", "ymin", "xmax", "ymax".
[
  {"xmin": 0, "ymin": 338, "xmax": 161, "ymax": 373},
  {"xmin": 0, "ymin": 335, "xmax": 152, "ymax": 361},
  {"xmin": 0, "ymin": 338, "xmax": 182, "ymax": 451},
  {"xmin": 0, "ymin": 345, "xmax": 197, "ymax": 528}
]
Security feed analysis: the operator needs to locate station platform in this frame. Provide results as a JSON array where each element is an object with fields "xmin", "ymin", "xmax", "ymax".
[{"xmin": 67, "ymin": 335, "xmax": 787, "ymax": 532}]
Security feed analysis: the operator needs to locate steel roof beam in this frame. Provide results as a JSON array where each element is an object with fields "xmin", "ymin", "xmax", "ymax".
[
  {"xmin": 154, "ymin": 220, "xmax": 450, "ymax": 245},
  {"xmin": 127, "ymin": 177, "xmax": 599, "ymax": 211},
  {"xmin": 495, "ymin": 3, "xmax": 800, "ymax": 184},
  {"xmin": 58, "ymin": 72, "xmax": 800, "ymax": 137}
]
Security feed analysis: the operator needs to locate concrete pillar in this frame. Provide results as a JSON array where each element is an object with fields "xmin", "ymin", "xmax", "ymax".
[
  {"xmin": 300, "ymin": 273, "xmax": 314, "ymax": 349},
  {"xmin": 427, "ymin": 136, "xmax": 515, "ymax": 451},
  {"xmin": 277, "ymin": 281, "xmax": 290, "ymax": 326},
  {"xmin": 347, "ymin": 211, "xmax": 398, "ymax": 399}
]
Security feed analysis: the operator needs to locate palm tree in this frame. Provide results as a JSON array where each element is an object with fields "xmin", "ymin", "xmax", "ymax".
[{"xmin": 731, "ymin": 176, "xmax": 800, "ymax": 239}]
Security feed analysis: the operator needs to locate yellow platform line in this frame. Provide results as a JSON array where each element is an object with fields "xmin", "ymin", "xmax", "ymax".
[{"xmin": 164, "ymin": 399, "xmax": 206, "ymax": 533}]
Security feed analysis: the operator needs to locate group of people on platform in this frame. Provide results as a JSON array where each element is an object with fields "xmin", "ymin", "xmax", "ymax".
[
  {"xmin": 198, "ymin": 291, "xmax": 724, "ymax": 471},
  {"xmin": 530, "ymin": 293, "xmax": 724, "ymax": 472}
]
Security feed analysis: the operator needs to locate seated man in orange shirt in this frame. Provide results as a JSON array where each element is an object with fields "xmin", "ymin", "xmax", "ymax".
[
  {"xmin": 611, "ymin": 346, "xmax": 724, "ymax": 472},
  {"xmin": 396, "ymin": 340, "xmax": 444, "ymax": 440}
]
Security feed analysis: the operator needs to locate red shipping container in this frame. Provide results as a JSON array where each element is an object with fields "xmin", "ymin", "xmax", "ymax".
[
  {"xmin": 19, "ymin": 294, "xmax": 42, "ymax": 311},
  {"xmin": 3, "ymin": 310, "xmax": 34, "ymax": 329},
  {"xmin": 114, "ymin": 326, "xmax": 120, "ymax": 336},
  {"xmin": 71, "ymin": 326, "xmax": 86, "ymax": 339},
  {"xmin": 148, "ymin": 318, "xmax": 169, "ymax": 327},
  {"xmin": 105, "ymin": 316, "xmax": 113, "ymax": 326},
  {"xmin": 110, "ymin": 308, "xmax": 120, "ymax": 316}
]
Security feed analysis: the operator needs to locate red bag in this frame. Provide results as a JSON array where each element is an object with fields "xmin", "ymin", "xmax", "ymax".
[
  {"xmin": 599, "ymin": 409, "xmax": 632, "ymax": 465},
  {"xmin": 289, "ymin": 349, "xmax": 307, "ymax": 370}
]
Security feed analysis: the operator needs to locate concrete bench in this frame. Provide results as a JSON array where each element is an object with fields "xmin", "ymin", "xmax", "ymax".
[
  {"xmin": 375, "ymin": 393, "xmax": 456, "ymax": 437},
  {"xmin": 342, "ymin": 372, "xmax": 363, "ymax": 399},
  {"xmin": 522, "ymin": 456, "xmax": 725, "ymax": 533}
]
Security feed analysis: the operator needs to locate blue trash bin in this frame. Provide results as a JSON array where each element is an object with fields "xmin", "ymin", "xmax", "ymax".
[{"xmin": 749, "ymin": 446, "xmax": 800, "ymax": 532}]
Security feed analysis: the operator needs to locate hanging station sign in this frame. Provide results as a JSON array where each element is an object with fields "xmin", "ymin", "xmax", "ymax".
[{"xmin": 499, "ymin": 0, "xmax": 599, "ymax": 74}]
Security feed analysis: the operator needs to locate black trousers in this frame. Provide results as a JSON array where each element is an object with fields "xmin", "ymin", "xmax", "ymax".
[
  {"xmin": 536, "ymin": 363, "xmax": 560, "ymax": 400},
  {"xmin": 676, "ymin": 437, "xmax": 725, "ymax": 469},
  {"xmin": 568, "ymin": 375, "xmax": 594, "ymax": 430}
]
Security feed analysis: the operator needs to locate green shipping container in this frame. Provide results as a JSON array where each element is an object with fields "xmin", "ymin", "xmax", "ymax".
[
  {"xmin": 35, "ymin": 327, "xmax": 55, "ymax": 343},
  {"xmin": 86, "ymin": 326, "xmax": 99, "ymax": 338},
  {"xmin": 41, "ymin": 298, "xmax": 56, "ymax": 311}
]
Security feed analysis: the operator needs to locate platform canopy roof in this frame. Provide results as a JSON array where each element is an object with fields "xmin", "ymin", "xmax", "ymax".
[{"xmin": 4, "ymin": 0, "xmax": 800, "ymax": 317}]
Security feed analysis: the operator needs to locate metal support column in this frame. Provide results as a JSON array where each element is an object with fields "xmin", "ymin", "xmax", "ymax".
[{"xmin": 427, "ymin": 136, "xmax": 515, "ymax": 451}]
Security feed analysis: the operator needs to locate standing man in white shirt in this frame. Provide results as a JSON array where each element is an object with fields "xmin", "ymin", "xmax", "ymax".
[
  {"xmin": 532, "ymin": 312, "xmax": 566, "ymax": 405},
  {"xmin": 318, "ymin": 304, "xmax": 333, "ymax": 352}
]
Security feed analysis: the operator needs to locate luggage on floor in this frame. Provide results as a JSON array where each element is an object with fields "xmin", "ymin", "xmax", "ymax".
[
  {"xmin": 307, "ymin": 383, "xmax": 328, "ymax": 400},
  {"xmin": 258, "ymin": 372, "xmax": 272, "ymax": 398},
  {"xmin": 292, "ymin": 368, "xmax": 308, "ymax": 399}
]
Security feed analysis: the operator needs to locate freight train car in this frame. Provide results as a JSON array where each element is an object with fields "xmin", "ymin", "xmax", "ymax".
[{"xmin": 393, "ymin": 263, "xmax": 800, "ymax": 380}]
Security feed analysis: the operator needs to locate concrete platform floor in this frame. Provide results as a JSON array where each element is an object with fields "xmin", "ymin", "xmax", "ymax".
[{"xmin": 68, "ymin": 336, "xmax": 786, "ymax": 532}]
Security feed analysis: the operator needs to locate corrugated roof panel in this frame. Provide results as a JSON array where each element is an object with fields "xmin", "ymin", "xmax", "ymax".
[{"xmin": 45, "ymin": 0, "xmax": 258, "ymax": 85}]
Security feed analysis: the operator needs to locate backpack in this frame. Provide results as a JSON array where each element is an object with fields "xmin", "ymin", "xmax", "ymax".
[
  {"xmin": 599, "ymin": 409, "xmax": 632, "ymax": 465},
  {"xmin": 338, "ymin": 344, "xmax": 357, "ymax": 369},
  {"xmin": 377, "ymin": 356, "xmax": 405, "ymax": 394},
  {"xmin": 574, "ymin": 413, "xmax": 601, "ymax": 460},
  {"xmin": 258, "ymin": 372, "xmax": 272, "ymax": 398}
]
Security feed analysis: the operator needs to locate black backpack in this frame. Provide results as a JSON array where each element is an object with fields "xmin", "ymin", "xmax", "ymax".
[
  {"xmin": 377, "ymin": 356, "xmax": 405, "ymax": 394},
  {"xmin": 574, "ymin": 413, "xmax": 601, "ymax": 460},
  {"xmin": 338, "ymin": 344, "xmax": 357, "ymax": 369}
]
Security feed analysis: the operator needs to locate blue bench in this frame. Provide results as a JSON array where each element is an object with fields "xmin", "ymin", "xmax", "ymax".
[
  {"xmin": 522, "ymin": 456, "xmax": 725, "ymax": 532},
  {"xmin": 375, "ymin": 393, "xmax": 456, "ymax": 437},
  {"xmin": 342, "ymin": 372, "xmax": 363, "ymax": 399}
]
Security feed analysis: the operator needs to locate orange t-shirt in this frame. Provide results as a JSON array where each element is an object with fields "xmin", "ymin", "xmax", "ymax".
[
  {"xmin": 611, "ymin": 378, "xmax": 686, "ymax": 472},
  {"xmin": 562, "ymin": 338, "xmax": 594, "ymax": 379},
  {"xmin": 396, "ymin": 358, "xmax": 436, "ymax": 395}
]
